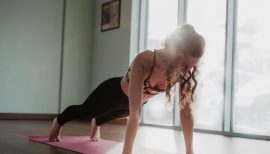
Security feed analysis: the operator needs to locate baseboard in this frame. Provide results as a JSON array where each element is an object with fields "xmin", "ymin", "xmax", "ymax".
[
  {"xmin": 0, "ymin": 113, "xmax": 128, "ymax": 125},
  {"xmin": 0, "ymin": 113, "xmax": 57, "ymax": 120}
]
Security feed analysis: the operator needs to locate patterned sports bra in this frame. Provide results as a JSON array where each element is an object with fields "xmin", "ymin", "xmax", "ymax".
[{"xmin": 125, "ymin": 49, "xmax": 165, "ymax": 95}]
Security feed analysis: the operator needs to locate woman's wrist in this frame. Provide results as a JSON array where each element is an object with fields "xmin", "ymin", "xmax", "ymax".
[
  {"xmin": 186, "ymin": 147, "xmax": 194, "ymax": 154},
  {"xmin": 186, "ymin": 150, "xmax": 194, "ymax": 154}
]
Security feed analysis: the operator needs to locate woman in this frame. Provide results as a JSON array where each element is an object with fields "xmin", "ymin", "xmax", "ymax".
[{"xmin": 49, "ymin": 24, "xmax": 205, "ymax": 154}]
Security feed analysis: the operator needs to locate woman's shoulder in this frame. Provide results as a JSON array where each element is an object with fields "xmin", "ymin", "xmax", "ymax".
[
  {"xmin": 135, "ymin": 50, "xmax": 154, "ymax": 67},
  {"xmin": 128, "ymin": 50, "xmax": 154, "ymax": 75}
]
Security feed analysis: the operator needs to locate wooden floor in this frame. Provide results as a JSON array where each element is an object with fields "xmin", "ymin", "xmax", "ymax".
[{"xmin": 0, "ymin": 120, "xmax": 269, "ymax": 154}]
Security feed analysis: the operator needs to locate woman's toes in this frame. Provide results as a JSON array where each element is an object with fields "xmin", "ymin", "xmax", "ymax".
[
  {"xmin": 49, "ymin": 137, "xmax": 56, "ymax": 142},
  {"xmin": 49, "ymin": 137, "xmax": 54, "ymax": 142},
  {"xmin": 91, "ymin": 137, "xmax": 99, "ymax": 142},
  {"xmin": 56, "ymin": 137, "xmax": 61, "ymax": 142}
]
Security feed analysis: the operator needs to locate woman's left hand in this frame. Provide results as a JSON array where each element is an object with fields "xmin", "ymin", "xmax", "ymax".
[{"xmin": 186, "ymin": 150, "xmax": 195, "ymax": 154}]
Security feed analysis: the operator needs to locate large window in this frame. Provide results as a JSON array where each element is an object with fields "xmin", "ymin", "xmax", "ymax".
[
  {"xmin": 186, "ymin": 0, "xmax": 227, "ymax": 130},
  {"xmin": 233, "ymin": 0, "xmax": 270, "ymax": 135},
  {"xmin": 140, "ymin": 0, "xmax": 270, "ymax": 139}
]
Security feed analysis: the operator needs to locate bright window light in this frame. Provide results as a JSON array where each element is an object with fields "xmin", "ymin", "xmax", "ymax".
[{"xmin": 233, "ymin": 0, "xmax": 270, "ymax": 135}]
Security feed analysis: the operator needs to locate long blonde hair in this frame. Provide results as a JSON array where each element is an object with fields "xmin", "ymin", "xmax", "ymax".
[{"xmin": 163, "ymin": 24, "xmax": 205, "ymax": 110}]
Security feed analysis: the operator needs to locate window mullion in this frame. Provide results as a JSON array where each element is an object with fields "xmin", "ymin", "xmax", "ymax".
[
  {"xmin": 178, "ymin": 0, "xmax": 187, "ymax": 26},
  {"xmin": 223, "ymin": 0, "xmax": 237, "ymax": 132}
]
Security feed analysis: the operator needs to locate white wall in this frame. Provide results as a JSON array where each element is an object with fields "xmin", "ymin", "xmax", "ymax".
[
  {"xmin": 0, "ymin": 0, "xmax": 63, "ymax": 113},
  {"xmin": 0, "ymin": 0, "xmax": 94, "ymax": 114},
  {"xmin": 0, "ymin": 0, "xmax": 139, "ymax": 113},
  {"xmin": 60, "ymin": 0, "xmax": 94, "ymax": 112},
  {"xmin": 90, "ymin": 0, "xmax": 140, "ymax": 91}
]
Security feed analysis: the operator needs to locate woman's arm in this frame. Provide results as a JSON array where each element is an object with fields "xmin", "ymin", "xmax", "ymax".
[
  {"xmin": 179, "ymin": 81, "xmax": 195, "ymax": 154},
  {"xmin": 122, "ymin": 53, "xmax": 147, "ymax": 154},
  {"xmin": 180, "ymin": 105, "xmax": 194, "ymax": 154}
]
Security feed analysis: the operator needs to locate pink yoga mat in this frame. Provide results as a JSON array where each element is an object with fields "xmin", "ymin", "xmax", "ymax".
[{"xmin": 29, "ymin": 136, "xmax": 123, "ymax": 154}]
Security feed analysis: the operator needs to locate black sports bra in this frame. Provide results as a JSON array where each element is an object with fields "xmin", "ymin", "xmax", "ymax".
[{"xmin": 125, "ymin": 49, "xmax": 165, "ymax": 95}]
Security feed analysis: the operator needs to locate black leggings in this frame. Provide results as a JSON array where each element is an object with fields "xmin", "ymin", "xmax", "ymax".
[{"xmin": 57, "ymin": 76, "xmax": 131, "ymax": 126}]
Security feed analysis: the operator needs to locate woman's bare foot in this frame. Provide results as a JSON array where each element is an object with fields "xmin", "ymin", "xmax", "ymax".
[
  {"xmin": 90, "ymin": 118, "xmax": 100, "ymax": 141},
  {"xmin": 49, "ymin": 117, "xmax": 62, "ymax": 142}
]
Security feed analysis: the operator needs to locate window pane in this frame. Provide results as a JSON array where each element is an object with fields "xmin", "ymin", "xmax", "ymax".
[
  {"xmin": 234, "ymin": 0, "xmax": 270, "ymax": 135},
  {"xmin": 143, "ymin": 93, "xmax": 174, "ymax": 125},
  {"xmin": 143, "ymin": 0, "xmax": 178, "ymax": 125},
  {"xmin": 146, "ymin": 0, "xmax": 178, "ymax": 50},
  {"xmin": 187, "ymin": 0, "xmax": 226, "ymax": 130}
]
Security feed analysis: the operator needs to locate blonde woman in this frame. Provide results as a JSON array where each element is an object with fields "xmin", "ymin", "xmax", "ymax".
[{"xmin": 49, "ymin": 24, "xmax": 205, "ymax": 154}]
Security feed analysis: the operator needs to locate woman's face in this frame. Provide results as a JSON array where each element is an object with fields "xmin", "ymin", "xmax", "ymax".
[
  {"xmin": 172, "ymin": 51, "xmax": 199, "ymax": 74},
  {"xmin": 180, "ymin": 55, "xmax": 199, "ymax": 74}
]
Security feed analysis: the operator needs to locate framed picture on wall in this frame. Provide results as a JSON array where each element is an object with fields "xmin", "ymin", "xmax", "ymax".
[{"xmin": 101, "ymin": 0, "xmax": 121, "ymax": 32}]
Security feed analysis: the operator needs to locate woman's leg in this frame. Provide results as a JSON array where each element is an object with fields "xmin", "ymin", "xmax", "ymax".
[
  {"xmin": 89, "ymin": 109, "xmax": 129, "ymax": 141},
  {"xmin": 49, "ymin": 102, "xmax": 104, "ymax": 142},
  {"xmin": 95, "ymin": 109, "xmax": 130, "ymax": 126},
  {"xmin": 56, "ymin": 77, "xmax": 121, "ymax": 126},
  {"xmin": 49, "ymin": 76, "xmax": 126, "ymax": 141},
  {"xmin": 56, "ymin": 104, "xmax": 92, "ymax": 126}
]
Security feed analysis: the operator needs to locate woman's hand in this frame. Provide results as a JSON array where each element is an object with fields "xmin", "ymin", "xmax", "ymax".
[{"xmin": 186, "ymin": 149, "xmax": 195, "ymax": 154}]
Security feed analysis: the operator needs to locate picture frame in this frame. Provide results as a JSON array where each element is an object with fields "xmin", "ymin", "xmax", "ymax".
[{"xmin": 101, "ymin": 0, "xmax": 121, "ymax": 32}]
